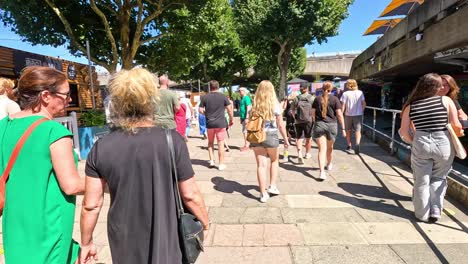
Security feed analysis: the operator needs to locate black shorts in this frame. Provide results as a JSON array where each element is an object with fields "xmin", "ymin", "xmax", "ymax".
[{"xmin": 295, "ymin": 122, "xmax": 313, "ymax": 139}]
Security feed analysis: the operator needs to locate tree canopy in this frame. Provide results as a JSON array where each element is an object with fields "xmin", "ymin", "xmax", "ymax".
[
  {"xmin": 143, "ymin": 0, "xmax": 255, "ymax": 86},
  {"xmin": 0, "ymin": 0, "xmax": 189, "ymax": 72},
  {"xmin": 234, "ymin": 0, "xmax": 353, "ymax": 98}
]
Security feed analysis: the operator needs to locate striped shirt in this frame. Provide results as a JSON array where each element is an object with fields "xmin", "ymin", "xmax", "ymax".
[{"xmin": 409, "ymin": 96, "xmax": 448, "ymax": 132}]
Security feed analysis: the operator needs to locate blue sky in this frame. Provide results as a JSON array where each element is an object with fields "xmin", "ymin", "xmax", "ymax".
[
  {"xmin": 305, "ymin": 0, "xmax": 390, "ymax": 56},
  {"xmin": 0, "ymin": 0, "xmax": 391, "ymax": 69}
]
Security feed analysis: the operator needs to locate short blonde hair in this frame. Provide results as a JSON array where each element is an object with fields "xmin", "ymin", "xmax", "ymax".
[
  {"xmin": 346, "ymin": 79, "xmax": 358, "ymax": 90},
  {"xmin": 0, "ymin": 77, "xmax": 15, "ymax": 95},
  {"xmin": 108, "ymin": 68, "xmax": 158, "ymax": 131}
]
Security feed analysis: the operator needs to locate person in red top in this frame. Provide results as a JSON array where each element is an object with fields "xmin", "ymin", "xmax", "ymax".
[{"xmin": 175, "ymin": 94, "xmax": 188, "ymax": 138}]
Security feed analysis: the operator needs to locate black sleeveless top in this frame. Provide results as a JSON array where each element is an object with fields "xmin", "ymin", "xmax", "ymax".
[{"xmin": 409, "ymin": 96, "xmax": 448, "ymax": 132}]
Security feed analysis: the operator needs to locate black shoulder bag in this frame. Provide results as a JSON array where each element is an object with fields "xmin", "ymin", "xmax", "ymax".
[{"xmin": 165, "ymin": 129, "xmax": 204, "ymax": 264}]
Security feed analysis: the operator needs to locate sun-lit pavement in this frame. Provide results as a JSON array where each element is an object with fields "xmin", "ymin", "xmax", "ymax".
[{"xmin": 1, "ymin": 117, "xmax": 467, "ymax": 264}]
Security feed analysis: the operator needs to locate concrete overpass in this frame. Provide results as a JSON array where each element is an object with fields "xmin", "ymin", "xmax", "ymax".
[
  {"xmin": 350, "ymin": 0, "xmax": 468, "ymax": 80},
  {"xmin": 301, "ymin": 53, "xmax": 359, "ymax": 81}
]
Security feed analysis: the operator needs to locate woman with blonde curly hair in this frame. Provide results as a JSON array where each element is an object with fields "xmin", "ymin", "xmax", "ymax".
[
  {"xmin": 438, "ymin": 74, "xmax": 468, "ymax": 120},
  {"xmin": 80, "ymin": 68, "xmax": 209, "ymax": 263},
  {"xmin": 250, "ymin": 80, "xmax": 289, "ymax": 202}
]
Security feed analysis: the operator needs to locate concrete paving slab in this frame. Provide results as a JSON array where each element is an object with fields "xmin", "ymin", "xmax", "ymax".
[
  {"xmin": 417, "ymin": 221, "xmax": 468, "ymax": 243},
  {"xmin": 264, "ymin": 224, "xmax": 304, "ymax": 246},
  {"xmin": 242, "ymin": 224, "xmax": 264, "ymax": 246},
  {"xmin": 299, "ymin": 223, "xmax": 367, "ymax": 245},
  {"xmin": 290, "ymin": 246, "xmax": 313, "ymax": 264},
  {"xmin": 286, "ymin": 194, "xmax": 358, "ymax": 208},
  {"xmin": 281, "ymin": 208, "xmax": 364, "ymax": 223},
  {"xmin": 240, "ymin": 207, "xmax": 283, "ymax": 224},
  {"xmin": 212, "ymin": 224, "xmax": 243, "ymax": 246},
  {"xmin": 354, "ymin": 222, "xmax": 426, "ymax": 244},
  {"xmin": 202, "ymin": 194, "xmax": 224, "ymax": 207},
  {"xmin": 355, "ymin": 207, "xmax": 413, "ymax": 222},
  {"xmin": 195, "ymin": 247, "xmax": 292, "ymax": 264},
  {"xmin": 276, "ymin": 182, "xmax": 318, "ymax": 195},
  {"xmin": 390, "ymin": 243, "xmax": 468, "ymax": 264},
  {"xmin": 208, "ymin": 207, "xmax": 245, "ymax": 224},
  {"xmin": 309, "ymin": 245, "xmax": 405, "ymax": 264}
]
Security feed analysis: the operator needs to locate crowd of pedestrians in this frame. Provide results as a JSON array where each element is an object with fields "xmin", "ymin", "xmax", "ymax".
[{"xmin": 0, "ymin": 66, "xmax": 466, "ymax": 263}]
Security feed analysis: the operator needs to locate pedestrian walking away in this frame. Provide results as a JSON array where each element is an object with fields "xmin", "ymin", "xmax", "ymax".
[
  {"xmin": 400, "ymin": 73, "xmax": 463, "ymax": 223},
  {"xmin": 248, "ymin": 80, "xmax": 289, "ymax": 202},
  {"xmin": 199, "ymin": 80, "xmax": 234, "ymax": 171},
  {"xmin": 341, "ymin": 79, "xmax": 366, "ymax": 154},
  {"xmin": 239, "ymin": 87, "xmax": 252, "ymax": 152},
  {"xmin": 154, "ymin": 74, "xmax": 180, "ymax": 129},
  {"xmin": 79, "ymin": 68, "xmax": 209, "ymax": 264},
  {"xmin": 312, "ymin": 81, "xmax": 346, "ymax": 181},
  {"xmin": 291, "ymin": 82, "xmax": 315, "ymax": 164},
  {"xmin": 175, "ymin": 93, "xmax": 188, "ymax": 138}
]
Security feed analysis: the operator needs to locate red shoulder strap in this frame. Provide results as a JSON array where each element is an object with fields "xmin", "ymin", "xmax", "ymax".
[{"xmin": 1, "ymin": 117, "xmax": 48, "ymax": 183}]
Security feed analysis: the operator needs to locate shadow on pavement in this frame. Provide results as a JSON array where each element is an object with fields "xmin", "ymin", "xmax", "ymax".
[
  {"xmin": 337, "ymin": 182, "xmax": 412, "ymax": 202},
  {"xmin": 211, "ymin": 176, "xmax": 259, "ymax": 201},
  {"xmin": 279, "ymin": 162, "xmax": 321, "ymax": 181},
  {"xmin": 318, "ymin": 190, "xmax": 414, "ymax": 220}
]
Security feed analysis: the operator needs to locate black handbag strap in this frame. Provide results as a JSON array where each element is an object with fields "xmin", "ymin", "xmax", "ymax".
[{"xmin": 165, "ymin": 129, "xmax": 185, "ymax": 218}]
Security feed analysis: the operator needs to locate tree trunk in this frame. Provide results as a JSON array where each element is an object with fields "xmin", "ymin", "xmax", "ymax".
[
  {"xmin": 120, "ymin": 3, "xmax": 132, "ymax": 69},
  {"xmin": 277, "ymin": 43, "xmax": 291, "ymax": 99}
]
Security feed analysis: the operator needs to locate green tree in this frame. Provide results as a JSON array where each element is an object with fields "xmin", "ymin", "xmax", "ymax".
[
  {"xmin": 254, "ymin": 46, "xmax": 306, "ymax": 92},
  {"xmin": 0, "ymin": 0, "xmax": 189, "ymax": 72},
  {"xmin": 234, "ymin": 0, "xmax": 352, "ymax": 98},
  {"xmin": 144, "ymin": 0, "xmax": 255, "ymax": 87}
]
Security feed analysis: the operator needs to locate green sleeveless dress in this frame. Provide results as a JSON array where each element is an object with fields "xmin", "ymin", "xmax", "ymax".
[{"xmin": 0, "ymin": 116, "xmax": 79, "ymax": 264}]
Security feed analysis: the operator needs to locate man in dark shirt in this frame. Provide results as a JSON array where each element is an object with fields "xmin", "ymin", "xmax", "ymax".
[{"xmin": 199, "ymin": 80, "xmax": 233, "ymax": 170}]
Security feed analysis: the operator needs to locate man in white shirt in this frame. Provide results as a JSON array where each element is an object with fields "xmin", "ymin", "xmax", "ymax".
[
  {"xmin": 0, "ymin": 77, "xmax": 20, "ymax": 120},
  {"xmin": 341, "ymin": 79, "xmax": 366, "ymax": 154}
]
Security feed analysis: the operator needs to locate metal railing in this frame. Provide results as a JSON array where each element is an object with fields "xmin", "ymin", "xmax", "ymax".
[
  {"xmin": 54, "ymin": 111, "xmax": 81, "ymax": 158},
  {"xmin": 363, "ymin": 106, "xmax": 467, "ymax": 183}
]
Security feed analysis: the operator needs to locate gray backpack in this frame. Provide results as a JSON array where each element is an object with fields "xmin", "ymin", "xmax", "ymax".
[{"xmin": 295, "ymin": 94, "xmax": 314, "ymax": 123}]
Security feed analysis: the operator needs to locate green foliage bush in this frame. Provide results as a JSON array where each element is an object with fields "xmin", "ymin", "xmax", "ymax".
[{"xmin": 79, "ymin": 110, "xmax": 106, "ymax": 127}]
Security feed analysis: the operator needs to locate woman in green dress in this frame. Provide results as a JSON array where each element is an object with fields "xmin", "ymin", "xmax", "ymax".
[{"xmin": 0, "ymin": 66, "xmax": 84, "ymax": 263}]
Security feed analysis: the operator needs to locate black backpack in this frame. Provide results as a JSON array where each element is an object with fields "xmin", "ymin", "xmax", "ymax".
[{"xmin": 295, "ymin": 94, "xmax": 314, "ymax": 123}]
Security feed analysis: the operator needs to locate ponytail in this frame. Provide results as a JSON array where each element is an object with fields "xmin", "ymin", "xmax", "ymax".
[{"xmin": 321, "ymin": 82, "xmax": 333, "ymax": 118}]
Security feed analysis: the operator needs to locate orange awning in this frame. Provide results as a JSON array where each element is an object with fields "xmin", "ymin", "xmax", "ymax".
[
  {"xmin": 380, "ymin": 0, "xmax": 424, "ymax": 17},
  {"xmin": 363, "ymin": 18, "xmax": 402, "ymax": 36}
]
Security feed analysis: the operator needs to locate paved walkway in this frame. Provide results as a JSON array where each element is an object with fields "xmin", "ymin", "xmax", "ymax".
[{"xmin": 1, "ymin": 117, "xmax": 467, "ymax": 263}]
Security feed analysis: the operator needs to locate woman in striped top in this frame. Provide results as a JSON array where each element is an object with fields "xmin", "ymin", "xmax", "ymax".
[{"xmin": 400, "ymin": 73, "xmax": 463, "ymax": 222}]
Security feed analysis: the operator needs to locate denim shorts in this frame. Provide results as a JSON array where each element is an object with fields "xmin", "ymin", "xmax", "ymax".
[
  {"xmin": 250, "ymin": 130, "xmax": 279, "ymax": 148},
  {"xmin": 312, "ymin": 121, "xmax": 338, "ymax": 141}
]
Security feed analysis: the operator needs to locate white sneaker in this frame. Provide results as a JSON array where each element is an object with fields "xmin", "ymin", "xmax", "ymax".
[
  {"xmin": 218, "ymin": 164, "xmax": 226, "ymax": 171},
  {"xmin": 319, "ymin": 172, "xmax": 327, "ymax": 181},
  {"xmin": 267, "ymin": 186, "xmax": 280, "ymax": 195},
  {"xmin": 304, "ymin": 153, "xmax": 312, "ymax": 159},
  {"xmin": 325, "ymin": 163, "xmax": 333, "ymax": 171},
  {"xmin": 260, "ymin": 192, "xmax": 270, "ymax": 203},
  {"xmin": 281, "ymin": 156, "xmax": 289, "ymax": 163},
  {"xmin": 209, "ymin": 160, "xmax": 215, "ymax": 168}
]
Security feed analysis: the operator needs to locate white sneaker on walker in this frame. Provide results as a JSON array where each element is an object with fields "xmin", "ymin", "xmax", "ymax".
[
  {"xmin": 209, "ymin": 160, "xmax": 215, "ymax": 168},
  {"xmin": 218, "ymin": 164, "xmax": 226, "ymax": 171},
  {"xmin": 260, "ymin": 192, "xmax": 270, "ymax": 203},
  {"xmin": 319, "ymin": 172, "xmax": 327, "ymax": 181},
  {"xmin": 267, "ymin": 186, "xmax": 280, "ymax": 195},
  {"xmin": 325, "ymin": 163, "xmax": 333, "ymax": 171},
  {"xmin": 304, "ymin": 153, "xmax": 312, "ymax": 159}
]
